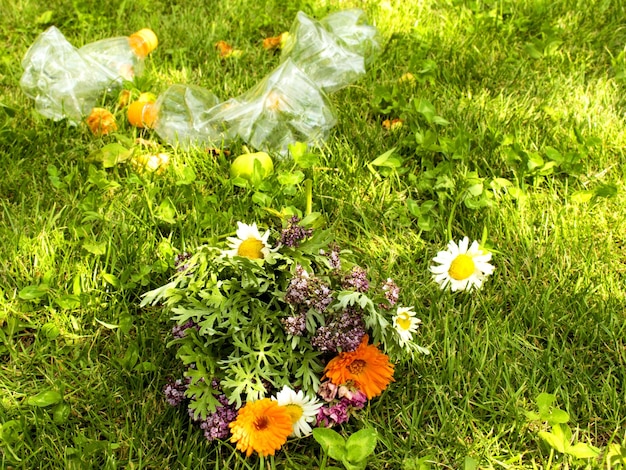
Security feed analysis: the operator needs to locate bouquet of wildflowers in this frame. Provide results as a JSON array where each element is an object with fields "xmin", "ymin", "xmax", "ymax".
[{"xmin": 141, "ymin": 216, "xmax": 428, "ymax": 457}]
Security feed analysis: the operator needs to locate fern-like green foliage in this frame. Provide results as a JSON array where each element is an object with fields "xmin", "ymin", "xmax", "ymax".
[
  {"xmin": 142, "ymin": 222, "xmax": 428, "ymax": 417},
  {"xmin": 142, "ymin": 220, "xmax": 426, "ymax": 418}
]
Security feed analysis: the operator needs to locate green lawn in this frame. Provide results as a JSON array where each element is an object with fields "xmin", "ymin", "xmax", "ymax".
[{"xmin": 1, "ymin": 0, "xmax": 626, "ymax": 468}]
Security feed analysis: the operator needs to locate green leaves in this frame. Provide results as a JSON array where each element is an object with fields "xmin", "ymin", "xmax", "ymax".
[
  {"xmin": 570, "ymin": 183, "xmax": 618, "ymax": 204},
  {"xmin": 526, "ymin": 393, "xmax": 601, "ymax": 462},
  {"xmin": 413, "ymin": 99, "xmax": 449, "ymax": 126},
  {"xmin": 35, "ymin": 10, "xmax": 54, "ymax": 25},
  {"xmin": 406, "ymin": 199, "xmax": 436, "ymax": 231},
  {"xmin": 369, "ymin": 148, "xmax": 402, "ymax": 169},
  {"xmin": 525, "ymin": 392, "xmax": 570, "ymax": 425},
  {"xmin": 277, "ymin": 170, "xmax": 305, "ymax": 186},
  {"xmin": 606, "ymin": 443, "xmax": 626, "ymax": 466},
  {"xmin": 26, "ymin": 388, "xmax": 72, "ymax": 424},
  {"xmin": 538, "ymin": 424, "xmax": 601, "ymax": 459},
  {"xmin": 18, "ymin": 284, "xmax": 49, "ymax": 301},
  {"xmin": 402, "ymin": 455, "xmax": 434, "ymax": 470},
  {"xmin": 289, "ymin": 142, "xmax": 319, "ymax": 168},
  {"xmin": 26, "ymin": 389, "xmax": 63, "ymax": 407},
  {"xmin": 346, "ymin": 429, "xmax": 378, "ymax": 463},
  {"xmin": 155, "ymin": 198, "xmax": 177, "ymax": 224},
  {"xmin": 313, "ymin": 427, "xmax": 378, "ymax": 470},
  {"xmin": 314, "ymin": 428, "xmax": 347, "ymax": 461},
  {"xmin": 88, "ymin": 143, "xmax": 134, "ymax": 168},
  {"xmin": 367, "ymin": 148, "xmax": 405, "ymax": 179},
  {"xmin": 0, "ymin": 420, "xmax": 23, "ymax": 446},
  {"xmin": 82, "ymin": 239, "xmax": 107, "ymax": 255},
  {"xmin": 53, "ymin": 403, "xmax": 71, "ymax": 424},
  {"xmin": 523, "ymin": 33, "xmax": 563, "ymax": 59}
]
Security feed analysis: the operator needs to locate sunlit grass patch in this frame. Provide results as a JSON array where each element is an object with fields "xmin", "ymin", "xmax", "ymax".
[{"xmin": 1, "ymin": 0, "xmax": 626, "ymax": 467}]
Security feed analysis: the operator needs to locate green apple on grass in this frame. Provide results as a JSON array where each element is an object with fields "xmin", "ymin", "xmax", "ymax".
[{"xmin": 229, "ymin": 150, "xmax": 274, "ymax": 181}]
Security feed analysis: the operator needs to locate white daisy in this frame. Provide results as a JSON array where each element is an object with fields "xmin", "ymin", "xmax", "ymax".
[
  {"xmin": 392, "ymin": 306, "xmax": 421, "ymax": 346},
  {"xmin": 224, "ymin": 222, "xmax": 271, "ymax": 261},
  {"xmin": 272, "ymin": 385, "xmax": 323, "ymax": 438},
  {"xmin": 430, "ymin": 237, "xmax": 494, "ymax": 292}
]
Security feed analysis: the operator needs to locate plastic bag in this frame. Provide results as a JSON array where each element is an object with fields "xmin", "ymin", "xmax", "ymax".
[
  {"xmin": 319, "ymin": 9, "xmax": 381, "ymax": 64},
  {"xmin": 281, "ymin": 10, "xmax": 380, "ymax": 93},
  {"xmin": 128, "ymin": 9, "xmax": 378, "ymax": 156},
  {"xmin": 208, "ymin": 58, "xmax": 337, "ymax": 155},
  {"xmin": 147, "ymin": 84, "xmax": 223, "ymax": 149},
  {"xmin": 20, "ymin": 26, "xmax": 157, "ymax": 124},
  {"xmin": 20, "ymin": 26, "xmax": 113, "ymax": 123}
]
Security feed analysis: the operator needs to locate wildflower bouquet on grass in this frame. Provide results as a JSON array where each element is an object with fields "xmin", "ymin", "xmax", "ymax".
[{"xmin": 141, "ymin": 216, "xmax": 428, "ymax": 457}]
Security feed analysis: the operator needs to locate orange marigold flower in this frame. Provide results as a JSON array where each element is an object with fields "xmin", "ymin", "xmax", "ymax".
[
  {"xmin": 229, "ymin": 398, "xmax": 293, "ymax": 457},
  {"xmin": 382, "ymin": 118, "xmax": 403, "ymax": 130},
  {"xmin": 323, "ymin": 335, "xmax": 394, "ymax": 399},
  {"xmin": 262, "ymin": 32, "xmax": 289, "ymax": 51},
  {"xmin": 216, "ymin": 40, "xmax": 233, "ymax": 57},
  {"xmin": 215, "ymin": 40, "xmax": 242, "ymax": 58},
  {"xmin": 86, "ymin": 107, "xmax": 117, "ymax": 136},
  {"xmin": 263, "ymin": 36, "xmax": 281, "ymax": 50}
]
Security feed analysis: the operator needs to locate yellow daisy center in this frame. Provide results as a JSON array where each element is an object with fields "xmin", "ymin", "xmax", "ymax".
[
  {"xmin": 396, "ymin": 314, "xmax": 412, "ymax": 331},
  {"xmin": 284, "ymin": 404, "xmax": 304, "ymax": 424},
  {"xmin": 238, "ymin": 237, "xmax": 264, "ymax": 259},
  {"xmin": 448, "ymin": 254, "xmax": 476, "ymax": 281}
]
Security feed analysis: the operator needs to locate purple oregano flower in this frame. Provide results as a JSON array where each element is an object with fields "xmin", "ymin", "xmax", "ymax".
[
  {"xmin": 163, "ymin": 378, "xmax": 187, "ymax": 406},
  {"xmin": 285, "ymin": 265, "xmax": 333, "ymax": 313},
  {"xmin": 311, "ymin": 307, "xmax": 366, "ymax": 353},
  {"xmin": 280, "ymin": 216, "xmax": 313, "ymax": 248},
  {"xmin": 199, "ymin": 394, "xmax": 238, "ymax": 441},
  {"xmin": 342, "ymin": 266, "xmax": 370, "ymax": 292}
]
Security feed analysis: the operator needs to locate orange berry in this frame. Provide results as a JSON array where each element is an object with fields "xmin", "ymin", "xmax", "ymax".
[
  {"xmin": 127, "ymin": 100, "xmax": 157, "ymax": 128},
  {"xmin": 86, "ymin": 107, "xmax": 117, "ymax": 136}
]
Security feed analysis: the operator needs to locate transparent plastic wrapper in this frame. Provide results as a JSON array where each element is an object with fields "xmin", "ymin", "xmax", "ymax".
[
  {"xmin": 319, "ymin": 9, "xmax": 381, "ymax": 64},
  {"xmin": 208, "ymin": 58, "xmax": 337, "ymax": 155},
  {"xmin": 125, "ymin": 9, "xmax": 377, "ymax": 156},
  {"xmin": 78, "ymin": 28, "xmax": 157, "ymax": 82},
  {"xmin": 20, "ymin": 27, "xmax": 112, "ymax": 124},
  {"xmin": 20, "ymin": 26, "xmax": 157, "ymax": 124},
  {"xmin": 281, "ymin": 10, "xmax": 380, "ymax": 93},
  {"xmin": 138, "ymin": 84, "xmax": 224, "ymax": 149}
]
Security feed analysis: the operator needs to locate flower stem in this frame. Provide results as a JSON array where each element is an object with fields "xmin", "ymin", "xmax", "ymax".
[
  {"xmin": 305, "ymin": 179, "xmax": 313, "ymax": 216},
  {"xmin": 446, "ymin": 196, "xmax": 459, "ymax": 242},
  {"xmin": 546, "ymin": 448, "xmax": 554, "ymax": 470}
]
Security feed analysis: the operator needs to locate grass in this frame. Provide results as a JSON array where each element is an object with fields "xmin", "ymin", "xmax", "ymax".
[{"xmin": 1, "ymin": 0, "xmax": 626, "ymax": 468}]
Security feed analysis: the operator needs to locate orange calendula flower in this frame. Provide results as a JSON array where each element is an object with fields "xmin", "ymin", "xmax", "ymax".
[
  {"xmin": 382, "ymin": 118, "xmax": 404, "ymax": 130},
  {"xmin": 263, "ymin": 32, "xmax": 289, "ymax": 50},
  {"xmin": 229, "ymin": 398, "xmax": 293, "ymax": 457},
  {"xmin": 86, "ymin": 107, "xmax": 117, "ymax": 136},
  {"xmin": 323, "ymin": 335, "xmax": 394, "ymax": 399},
  {"xmin": 216, "ymin": 40, "xmax": 242, "ymax": 58}
]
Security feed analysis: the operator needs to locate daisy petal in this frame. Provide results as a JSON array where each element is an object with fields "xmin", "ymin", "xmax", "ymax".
[{"xmin": 430, "ymin": 237, "xmax": 495, "ymax": 292}]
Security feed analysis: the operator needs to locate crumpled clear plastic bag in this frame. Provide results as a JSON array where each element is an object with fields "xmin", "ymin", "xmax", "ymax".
[
  {"xmin": 319, "ymin": 9, "xmax": 381, "ymax": 65},
  {"xmin": 20, "ymin": 26, "xmax": 156, "ymax": 125},
  {"xmin": 150, "ymin": 84, "xmax": 223, "ymax": 150},
  {"xmin": 280, "ymin": 9, "xmax": 381, "ymax": 93},
  {"xmin": 202, "ymin": 9, "xmax": 378, "ymax": 155},
  {"xmin": 20, "ymin": 26, "xmax": 113, "ymax": 124},
  {"xmin": 207, "ymin": 58, "xmax": 337, "ymax": 155},
  {"xmin": 27, "ymin": 9, "xmax": 380, "ymax": 157}
]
